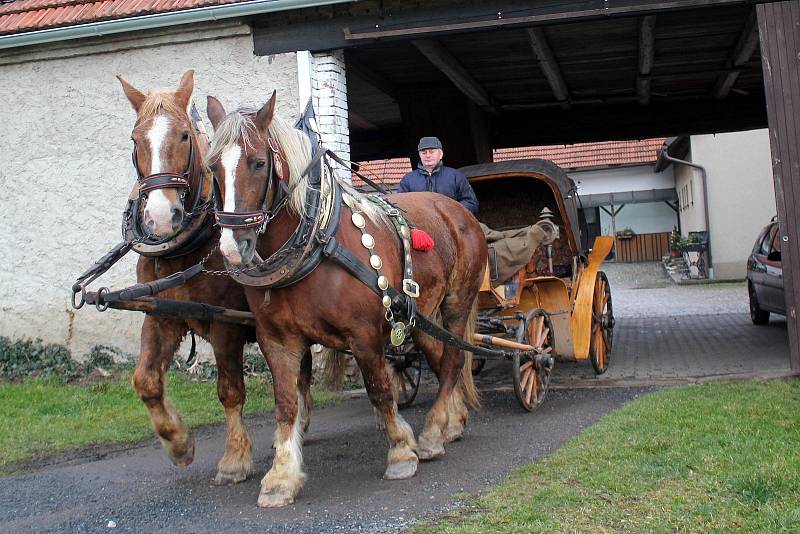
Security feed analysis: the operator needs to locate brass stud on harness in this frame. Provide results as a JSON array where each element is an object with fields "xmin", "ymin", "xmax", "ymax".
[
  {"xmin": 361, "ymin": 234, "xmax": 375, "ymax": 249},
  {"xmin": 370, "ymin": 254, "xmax": 383, "ymax": 270},
  {"xmin": 351, "ymin": 212, "xmax": 366, "ymax": 229},
  {"xmin": 382, "ymin": 295, "xmax": 392, "ymax": 308},
  {"xmin": 377, "ymin": 275, "xmax": 389, "ymax": 290}
]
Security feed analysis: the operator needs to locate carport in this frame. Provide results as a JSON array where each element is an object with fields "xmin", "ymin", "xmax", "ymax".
[{"xmin": 252, "ymin": 0, "xmax": 800, "ymax": 374}]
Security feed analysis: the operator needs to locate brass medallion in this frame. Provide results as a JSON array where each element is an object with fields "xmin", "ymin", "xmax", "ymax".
[
  {"xmin": 382, "ymin": 295, "xmax": 392, "ymax": 308},
  {"xmin": 369, "ymin": 254, "xmax": 383, "ymax": 269},
  {"xmin": 377, "ymin": 275, "xmax": 389, "ymax": 290},
  {"xmin": 351, "ymin": 212, "xmax": 366, "ymax": 228},
  {"xmin": 361, "ymin": 233, "xmax": 375, "ymax": 249},
  {"xmin": 390, "ymin": 322, "xmax": 406, "ymax": 346}
]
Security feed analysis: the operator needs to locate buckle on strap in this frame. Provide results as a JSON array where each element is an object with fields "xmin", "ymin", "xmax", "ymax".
[{"xmin": 402, "ymin": 279, "xmax": 420, "ymax": 298}]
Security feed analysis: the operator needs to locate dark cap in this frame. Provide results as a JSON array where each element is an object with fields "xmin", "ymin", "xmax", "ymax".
[{"xmin": 417, "ymin": 136, "xmax": 443, "ymax": 151}]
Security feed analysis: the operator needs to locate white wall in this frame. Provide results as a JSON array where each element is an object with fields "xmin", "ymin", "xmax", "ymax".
[
  {"xmin": 570, "ymin": 164, "xmax": 675, "ymax": 194},
  {"xmin": 599, "ymin": 202, "xmax": 678, "ymax": 235},
  {"xmin": 0, "ymin": 22, "xmax": 300, "ymax": 358},
  {"xmin": 571, "ymin": 164, "xmax": 677, "ymax": 235},
  {"xmin": 690, "ymin": 129, "xmax": 776, "ymax": 280}
]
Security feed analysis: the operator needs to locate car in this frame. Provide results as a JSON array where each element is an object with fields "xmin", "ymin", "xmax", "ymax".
[{"xmin": 746, "ymin": 216, "xmax": 785, "ymax": 324}]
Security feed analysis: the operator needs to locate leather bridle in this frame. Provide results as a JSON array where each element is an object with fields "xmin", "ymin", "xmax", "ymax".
[{"xmin": 213, "ymin": 135, "xmax": 291, "ymax": 234}]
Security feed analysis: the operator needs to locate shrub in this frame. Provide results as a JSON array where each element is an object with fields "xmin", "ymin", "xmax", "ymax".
[{"xmin": 0, "ymin": 336, "xmax": 79, "ymax": 382}]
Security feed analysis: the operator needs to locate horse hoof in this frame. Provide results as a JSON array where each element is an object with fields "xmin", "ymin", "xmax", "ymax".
[
  {"xmin": 167, "ymin": 437, "xmax": 195, "ymax": 468},
  {"xmin": 443, "ymin": 426, "xmax": 464, "ymax": 443},
  {"xmin": 383, "ymin": 459, "xmax": 418, "ymax": 480},
  {"xmin": 257, "ymin": 490, "xmax": 295, "ymax": 508},
  {"xmin": 212, "ymin": 470, "xmax": 249, "ymax": 486},
  {"xmin": 416, "ymin": 443, "xmax": 445, "ymax": 461}
]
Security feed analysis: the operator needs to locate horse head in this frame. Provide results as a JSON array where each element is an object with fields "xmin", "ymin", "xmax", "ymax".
[
  {"xmin": 207, "ymin": 92, "xmax": 311, "ymax": 268},
  {"xmin": 118, "ymin": 70, "xmax": 200, "ymax": 238}
]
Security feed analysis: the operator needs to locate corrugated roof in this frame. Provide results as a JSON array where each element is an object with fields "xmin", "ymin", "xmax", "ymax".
[{"xmin": 352, "ymin": 138, "xmax": 665, "ymax": 189}]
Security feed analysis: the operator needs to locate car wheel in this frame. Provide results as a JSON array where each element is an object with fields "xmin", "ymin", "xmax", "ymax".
[{"xmin": 749, "ymin": 282, "xmax": 770, "ymax": 325}]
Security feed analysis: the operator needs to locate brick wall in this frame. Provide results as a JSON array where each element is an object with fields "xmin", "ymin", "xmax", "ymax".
[{"xmin": 310, "ymin": 50, "xmax": 352, "ymax": 183}]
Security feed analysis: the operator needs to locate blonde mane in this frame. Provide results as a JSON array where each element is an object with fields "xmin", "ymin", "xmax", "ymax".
[{"xmin": 209, "ymin": 108, "xmax": 385, "ymax": 223}]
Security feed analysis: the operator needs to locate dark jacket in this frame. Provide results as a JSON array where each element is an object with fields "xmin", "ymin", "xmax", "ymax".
[{"xmin": 397, "ymin": 162, "xmax": 479, "ymax": 214}]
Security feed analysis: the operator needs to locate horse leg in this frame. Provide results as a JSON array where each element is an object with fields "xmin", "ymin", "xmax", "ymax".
[
  {"xmin": 133, "ymin": 316, "xmax": 194, "ymax": 467},
  {"xmin": 297, "ymin": 349, "xmax": 313, "ymax": 434},
  {"xmin": 210, "ymin": 324, "xmax": 253, "ymax": 485},
  {"xmin": 351, "ymin": 338, "xmax": 418, "ymax": 480},
  {"xmin": 256, "ymin": 337, "xmax": 306, "ymax": 508},
  {"xmin": 416, "ymin": 301, "xmax": 473, "ymax": 460}
]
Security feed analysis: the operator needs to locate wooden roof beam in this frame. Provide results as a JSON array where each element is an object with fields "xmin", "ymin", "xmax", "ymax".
[
  {"xmin": 348, "ymin": 110, "xmax": 379, "ymax": 131},
  {"xmin": 412, "ymin": 39, "xmax": 499, "ymax": 113},
  {"xmin": 637, "ymin": 15, "xmax": 656, "ymax": 106},
  {"xmin": 713, "ymin": 10, "xmax": 759, "ymax": 100},
  {"xmin": 347, "ymin": 56, "xmax": 398, "ymax": 102},
  {"xmin": 527, "ymin": 27, "xmax": 570, "ymax": 109}
]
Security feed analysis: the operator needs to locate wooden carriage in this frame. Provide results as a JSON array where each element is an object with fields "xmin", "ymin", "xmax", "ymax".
[{"xmin": 463, "ymin": 159, "xmax": 615, "ymax": 411}]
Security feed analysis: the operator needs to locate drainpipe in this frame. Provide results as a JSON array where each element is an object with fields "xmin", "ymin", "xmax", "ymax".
[
  {"xmin": 0, "ymin": 0, "xmax": 353, "ymax": 50},
  {"xmin": 661, "ymin": 152, "xmax": 713, "ymax": 278}
]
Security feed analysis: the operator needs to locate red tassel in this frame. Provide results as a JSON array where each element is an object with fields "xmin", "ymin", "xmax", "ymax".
[{"xmin": 411, "ymin": 229, "xmax": 435, "ymax": 252}]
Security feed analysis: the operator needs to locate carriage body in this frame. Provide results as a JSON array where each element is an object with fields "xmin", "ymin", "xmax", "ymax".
[{"xmin": 461, "ymin": 159, "xmax": 616, "ymax": 408}]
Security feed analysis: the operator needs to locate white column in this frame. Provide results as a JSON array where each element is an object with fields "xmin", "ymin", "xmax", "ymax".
[{"xmin": 310, "ymin": 49, "xmax": 351, "ymax": 184}]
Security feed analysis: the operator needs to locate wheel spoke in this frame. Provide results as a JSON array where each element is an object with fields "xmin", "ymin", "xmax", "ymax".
[
  {"xmin": 519, "ymin": 361, "xmax": 534, "ymax": 373},
  {"xmin": 526, "ymin": 369, "xmax": 537, "ymax": 405},
  {"xmin": 537, "ymin": 327, "xmax": 550, "ymax": 348}
]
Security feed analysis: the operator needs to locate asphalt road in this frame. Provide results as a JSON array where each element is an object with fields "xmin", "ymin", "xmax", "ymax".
[{"xmin": 1, "ymin": 385, "xmax": 649, "ymax": 533}]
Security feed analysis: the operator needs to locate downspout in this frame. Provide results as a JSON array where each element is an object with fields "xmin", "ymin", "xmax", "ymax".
[
  {"xmin": 0, "ymin": 0, "xmax": 353, "ymax": 50},
  {"xmin": 661, "ymin": 152, "xmax": 713, "ymax": 278}
]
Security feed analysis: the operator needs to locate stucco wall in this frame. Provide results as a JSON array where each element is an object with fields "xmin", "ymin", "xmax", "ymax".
[
  {"xmin": 690, "ymin": 129, "xmax": 776, "ymax": 280},
  {"xmin": 0, "ymin": 22, "xmax": 299, "ymax": 358}
]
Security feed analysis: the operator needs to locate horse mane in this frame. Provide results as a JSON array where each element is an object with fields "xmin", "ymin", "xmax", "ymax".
[{"xmin": 209, "ymin": 108, "xmax": 385, "ymax": 223}]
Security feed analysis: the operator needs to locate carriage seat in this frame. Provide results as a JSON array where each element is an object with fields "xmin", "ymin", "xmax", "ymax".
[{"xmin": 481, "ymin": 222, "xmax": 558, "ymax": 287}]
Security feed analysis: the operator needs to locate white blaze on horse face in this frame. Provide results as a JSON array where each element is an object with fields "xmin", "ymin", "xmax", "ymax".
[
  {"xmin": 219, "ymin": 145, "xmax": 243, "ymax": 265},
  {"xmin": 144, "ymin": 115, "xmax": 175, "ymax": 234}
]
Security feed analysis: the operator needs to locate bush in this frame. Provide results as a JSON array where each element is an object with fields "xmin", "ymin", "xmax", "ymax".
[{"xmin": 0, "ymin": 336, "xmax": 79, "ymax": 382}]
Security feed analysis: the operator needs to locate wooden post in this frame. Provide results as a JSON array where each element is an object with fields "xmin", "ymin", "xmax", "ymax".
[{"xmin": 757, "ymin": 1, "xmax": 800, "ymax": 373}]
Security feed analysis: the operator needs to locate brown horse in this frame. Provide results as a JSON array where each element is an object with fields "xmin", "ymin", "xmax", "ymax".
[
  {"xmin": 206, "ymin": 92, "xmax": 487, "ymax": 507},
  {"xmin": 116, "ymin": 72, "xmax": 314, "ymax": 485}
]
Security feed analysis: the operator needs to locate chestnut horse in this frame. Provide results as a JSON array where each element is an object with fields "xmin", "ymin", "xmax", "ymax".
[
  {"xmin": 116, "ymin": 71, "xmax": 314, "ymax": 485},
  {"xmin": 206, "ymin": 92, "xmax": 487, "ymax": 507}
]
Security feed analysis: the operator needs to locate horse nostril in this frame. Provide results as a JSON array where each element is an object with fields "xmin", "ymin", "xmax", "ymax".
[
  {"xmin": 171, "ymin": 207, "xmax": 184, "ymax": 229},
  {"xmin": 238, "ymin": 237, "xmax": 253, "ymax": 258}
]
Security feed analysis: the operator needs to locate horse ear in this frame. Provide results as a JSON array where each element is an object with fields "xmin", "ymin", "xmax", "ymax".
[
  {"xmin": 175, "ymin": 69, "xmax": 194, "ymax": 110},
  {"xmin": 254, "ymin": 91, "xmax": 277, "ymax": 132},
  {"xmin": 207, "ymin": 95, "xmax": 226, "ymax": 131},
  {"xmin": 117, "ymin": 75, "xmax": 146, "ymax": 112}
]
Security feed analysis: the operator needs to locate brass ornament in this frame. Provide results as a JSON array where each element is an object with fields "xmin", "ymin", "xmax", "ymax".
[
  {"xmin": 361, "ymin": 233, "xmax": 375, "ymax": 249},
  {"xmin": 370, "ymin": 254, "xmax": 383, "ymax": 270},
  {"xmin": 382, "ymin": 295, "xmax": 392, "ymax": 308},
  {"xmin": 390, "ymin": 322, "xmax": 406, "ymax": 346},
  {"xmin": 377, "ymin": 275, "xmax": 389, "ymax": 290},
  {"xmin": 351, "ymin": 212, "xmax": 366, "ymax": 229}
]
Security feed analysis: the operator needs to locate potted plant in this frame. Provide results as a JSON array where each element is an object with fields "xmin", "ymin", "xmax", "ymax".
[
  {"xmin": 615, "ymin": 227, "xmax": 636, "ymax": 240},
  {"xmin": 668, "ymin": 226, "xmax": 682, "ymax": 258}
]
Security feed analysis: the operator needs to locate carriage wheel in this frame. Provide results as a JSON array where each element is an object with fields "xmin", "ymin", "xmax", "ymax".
[
  {"xmin": 512, "ymin": 309, "xmax": 554, "ymax": 411},
  {"xmin": 388, "ymin": 349, "xmax": 423, "ymax": 409},
  {"xmin": 590, "ymin": 271, "xmax": 614, "ymax": 374}
]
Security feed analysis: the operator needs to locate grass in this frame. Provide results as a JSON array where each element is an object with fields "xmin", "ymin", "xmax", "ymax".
[
  {"xmin": 0, "ymin": 372, "xmax": 339, "ymax": 473},
  {"xmin": 418, "ymin": 379, "xmax": 800, "ymax": 533}
]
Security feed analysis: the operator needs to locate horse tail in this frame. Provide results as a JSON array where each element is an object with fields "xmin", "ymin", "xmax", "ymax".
[
  {"xmin": 460, "ymin": 294, "xmax": 481, "ymax": 410},
  {"xmin": 317, "ymin": 346, "xmax": 347, "ymax": 390}
]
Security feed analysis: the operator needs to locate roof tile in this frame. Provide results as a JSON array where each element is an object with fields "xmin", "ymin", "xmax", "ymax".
[{"xmin": 352, "ymin": 138, "xmax": 666, "ymax": 189}]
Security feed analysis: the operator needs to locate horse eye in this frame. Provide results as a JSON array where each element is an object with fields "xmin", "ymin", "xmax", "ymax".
[
  {"xmin": 255, "ymin": 160, "xmax": 266, "ymax": 170},
  {"xmin": 181, "ymin": 131, "xmax": 189, "ymax": 141}
]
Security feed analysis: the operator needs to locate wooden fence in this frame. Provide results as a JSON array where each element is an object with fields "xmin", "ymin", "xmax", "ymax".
[{"xmin": 614, "ymin": 232, "xmax": 671, "ymax": 262}]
